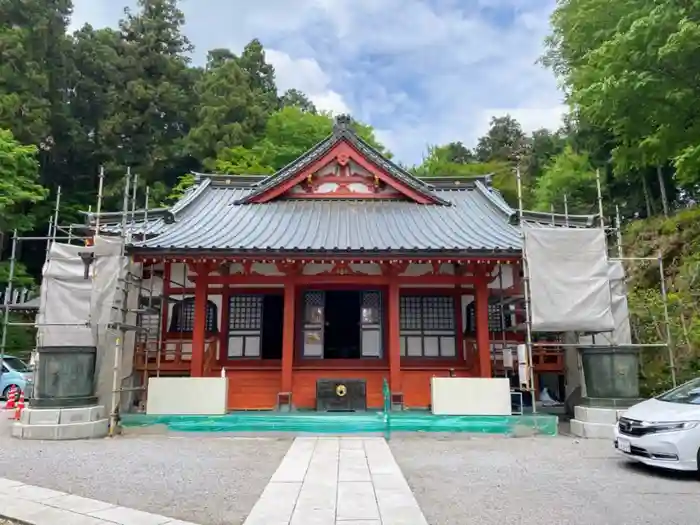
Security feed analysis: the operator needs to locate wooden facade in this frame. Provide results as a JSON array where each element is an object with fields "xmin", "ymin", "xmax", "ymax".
[
  {"xmin": 132, "ymin": 258, "xmax": 526, "ymax": 409},
  {"xmin": 124, "ymin": 115, "xmax": 565, "ymax": 410}
]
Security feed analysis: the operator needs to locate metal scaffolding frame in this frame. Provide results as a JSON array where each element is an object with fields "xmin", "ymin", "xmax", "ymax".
[
  {"xmin": 0, "ymin": 167, "xmax": 171, "ymax": 433},
  {"xmin": 511, "ymin": 166, "xmax": 677, "ymax": 413}
]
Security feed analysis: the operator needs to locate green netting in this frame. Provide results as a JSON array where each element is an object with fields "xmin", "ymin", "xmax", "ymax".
[{"xmin": 121, "ymin": 411, "xmax": 558, "ymax": 436}]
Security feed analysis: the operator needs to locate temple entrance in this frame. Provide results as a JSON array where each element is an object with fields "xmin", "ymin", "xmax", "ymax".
[
  {"xmin": 324, "ymin": 291, "xmax": 361, "ymax": 358},
  {"xmin": 261, "ymin": 294, "xmax": 284, "ymax": 359}
]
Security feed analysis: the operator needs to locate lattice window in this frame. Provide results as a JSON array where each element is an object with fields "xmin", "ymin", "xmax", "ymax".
[
  {"xmin": 304, "ymin": 291, "xmax": 325, "ymax": 324},
  {"xmin": 229, "ymin": 295, "xmax": 263, "ymax": 331},
  {"xmin": 465, "ymin": 302, "xmax": 513, "ymax": 334},
  {"xmin": 361, "ymin": 291, "xmax": 381, "ymax": 324},
  {"xmin": 399, "ymin": 295, "xmax": 456, "ymax": 357},
  {"xmin": 169, "ymin": 298, "xmax": 218, "ymax": 333},
  {"xmin": 399, "ymin": 296, "xmax": 423, "ymax": 330}
]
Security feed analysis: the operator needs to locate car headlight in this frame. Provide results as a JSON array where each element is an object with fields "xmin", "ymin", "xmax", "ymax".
[{"xmin": 646, "ymin": 421, "xmax": 699, "ymax": 433}]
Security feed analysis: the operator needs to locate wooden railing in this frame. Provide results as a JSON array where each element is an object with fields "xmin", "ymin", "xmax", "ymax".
[
  {"xmin": 492, "ymin": 346, "xmax": 565, "ymax": 375},
  {"xmin": 134, "ymin": 337, "xmax": 219, "ymax": 375}
]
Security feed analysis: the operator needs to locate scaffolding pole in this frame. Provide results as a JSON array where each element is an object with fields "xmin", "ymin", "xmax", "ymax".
[
  {"xmin": 515, "ymin": 166, "xmax": 537, "ymax": 413},
  {"xmin": 0, "ymin": 230, "xmax": 18, "ymax": 382},
  {"xmin": 108, "ymin": 168, "xmax": 132, "ymax": 437}
]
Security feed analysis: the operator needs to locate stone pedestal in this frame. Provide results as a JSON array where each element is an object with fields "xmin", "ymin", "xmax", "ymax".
[
  {"xmin": 570, "ymin": 405, "xmax": 625, "ymax": 439},
  {"xmin": 12, "ymin": 405, "xmax": 108, "ymax": 440}
]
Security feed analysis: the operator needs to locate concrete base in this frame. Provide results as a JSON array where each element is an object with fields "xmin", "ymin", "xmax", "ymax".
[
  {"xmin": 12, "ymin": 405, "xmax": 109, "ymax": 440},
  {"xmin": 570, "ymin": 405, "xmax": 626, "ymax": 439}
]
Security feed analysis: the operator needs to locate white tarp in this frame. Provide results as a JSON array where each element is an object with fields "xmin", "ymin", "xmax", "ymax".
[
  {"xmin": 36, "ymin": 238, "xmax": 137, "ymax": 409},
  {"xmin": 579, "ymin": 261, "xmax": 632, "ymax": 346},
  {"xmin": 37, "ymin": 243, "xmax": 96, "ymax": 348},
  {"xmin": 524, "ymin": 227, "xmax": 615, "ymax": 332}
]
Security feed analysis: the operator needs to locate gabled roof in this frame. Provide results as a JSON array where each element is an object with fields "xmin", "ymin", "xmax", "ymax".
[
  {"xmin": 238, "ymin": 115, "xmax": 450, "ymax": 206},
  {"xmin": 126, "ymin": 176, "xmax": 522, "ymax": 255}
]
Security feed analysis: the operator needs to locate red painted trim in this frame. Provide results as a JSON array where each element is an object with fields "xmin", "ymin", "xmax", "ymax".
[
  {"xmin": 206, "ymin": 275, "xmax": 477, "ymax": 286},
  {"xmin": 133, "ymin": 254, "xmax": 522, "ymax": 265},
  {"xmin": 300, "ymin": 282, "xmax": 386, "ymax": 291},
  {"xmin": 400, "ymin": 359, "xmax": 468, "ymax": 369},
  {"xmin": 250, "ymin": 141, "xmax": 438, "ymax": 204},
  {"xmin": 283, "ymin": 193, "xmax": 404, "ymax": 200},
  {"xmin": 190, "ymin": 265, "xmax": 208, "ymax": 377},
  {"xmin": 294, "ymin": 360, "xmax": 388, "ymax": 370},
  {"xmin": 217, "ymin": 359, "xmax": 282, "ymax": 369}
]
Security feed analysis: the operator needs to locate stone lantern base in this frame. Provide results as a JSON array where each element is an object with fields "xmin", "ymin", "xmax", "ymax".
[
  {"xmin": 12, "ymin": 405, "xmax": 109, "ymax": 440},
  {"xmin": 570, "ymin": 346, "xmax": 642, "ymax": 439}
]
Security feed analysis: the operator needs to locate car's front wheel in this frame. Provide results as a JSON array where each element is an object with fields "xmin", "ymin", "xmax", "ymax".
[{"xmin": 2, "ymin": 384, "xmax": 19, "ymax": 399}]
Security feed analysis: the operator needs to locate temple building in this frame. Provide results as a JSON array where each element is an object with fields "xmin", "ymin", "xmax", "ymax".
[{"xmin": 118, "ymin": 116, "xmax": 564, "ymax": 411}]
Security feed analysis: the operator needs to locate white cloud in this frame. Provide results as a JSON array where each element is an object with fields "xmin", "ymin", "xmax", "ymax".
[
  {"xmin": 70, "ymin": 0, "xmax": 565, "ymax": 165},
  {"xmin": 265, "ymin": 49, "xmax": 350, "ymax": 115}
]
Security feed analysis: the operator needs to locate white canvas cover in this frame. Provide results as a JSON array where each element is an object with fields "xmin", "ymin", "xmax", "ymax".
[
  {"xmin": 36, "ymin": 238, "xmax": 137, "ymax": 408},
  {"xmin": 579, "ymin": 261, "xmax": 632, "ymax": 346},
  {"xmin": 524, "ymin": 227, "xmax": 615, "ymax": 332}
]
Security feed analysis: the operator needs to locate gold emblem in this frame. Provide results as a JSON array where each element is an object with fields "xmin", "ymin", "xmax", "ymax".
[{"xmin": 336, "ymin": 384, "xmax": 347, "ymax": 397}]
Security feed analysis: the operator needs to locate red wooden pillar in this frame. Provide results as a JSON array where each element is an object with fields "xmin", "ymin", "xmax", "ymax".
[
  {"xmin": 387, "ymin": 280, "xmax": 401, "ymax": 394},
  {"xmin": 475, "ymin": 276, "xmax": 492, "ymax": 378},
  {"xmin": 160, "ymin": 262, "xmax": 171, "ymax": 347},
  {"xmin": 190, "ymin": 265, "xmax": 208, "ymax": 377},
  {"xmin": 281, "ymin": 280, "xmax": 296, "ymax": 394}
]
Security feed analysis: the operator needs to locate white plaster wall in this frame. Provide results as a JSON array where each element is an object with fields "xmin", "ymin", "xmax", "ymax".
[
  {"xmin": 147, "ymin": 377, "xmax": 228, "ymax": 415},
  {"xmin": 170, "ymin": 262, "xmax": 195, "ymax": 288},
  {"xmin": 431, "ymin": 377, "xmax": 511, "ymax": 416},
  {"xmin": 488, "ymin": 264, "xmax": 515, "ymax": 290}
]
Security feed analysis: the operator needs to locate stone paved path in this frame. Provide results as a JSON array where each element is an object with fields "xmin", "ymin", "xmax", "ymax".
[
  {"xmin": 0, "ymin": 477, "xmax": 195, "ymax": 524},
  {"xmin": 243, "ymin": 436, "xmax": 428, "ymax": 525}
]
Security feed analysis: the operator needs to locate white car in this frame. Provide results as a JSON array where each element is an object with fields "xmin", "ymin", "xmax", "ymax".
[{"xmin": 614, "ymin": 377, "xmax": 700, "ymax": 473}]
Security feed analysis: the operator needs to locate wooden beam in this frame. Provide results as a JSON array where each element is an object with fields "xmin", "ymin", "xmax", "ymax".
[{"xmin": 204, "ymin": 274, "xmax": 477, "ymax": 286}]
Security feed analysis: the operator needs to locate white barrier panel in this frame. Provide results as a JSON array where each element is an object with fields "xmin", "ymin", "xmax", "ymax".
[
  {"xmin": 146, "ymin": 377, "xmax": 228, "ymax": 415},
  {"xmin": 430, "ymin": 377, "xmax": 511, "ymax": 416}
]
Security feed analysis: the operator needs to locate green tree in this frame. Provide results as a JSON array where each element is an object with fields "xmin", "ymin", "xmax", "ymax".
[
  {"xmin": 236, "ymin": 39, "xmax": 279, "ymax": 115},
  {"xmin": 533, "ymin": 145, "xmax": 597, "ymax": 214},
  {"xmin": 475, "ymin": 115, "xmax": 527, "ymax": 163},
  {"xmin": 280, "ymin": 89, "xmax": 317, "ymax": 114},
  {"xmin": 214, "ymin": 107, "xmax": 386, "ymax": 174},
  {"xmin": 186, "ymin": 51, "xmax": 268, "ymax": 167},
  {"xmin": 101, "ymin": 0, "xmax": 196, "ymax": 203},
  {"xmin": 0, "ymin": 129, "xmax": 48, "ymax": 233},
  {"xmin": 544, "ymin": 0, "xmax": 700, "ymax": 201}
]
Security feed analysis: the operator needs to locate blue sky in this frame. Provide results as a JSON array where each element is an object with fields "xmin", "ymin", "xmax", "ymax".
[{"xmin": 71, "ymin": 0, "xmax": 565, "ymax": 165}]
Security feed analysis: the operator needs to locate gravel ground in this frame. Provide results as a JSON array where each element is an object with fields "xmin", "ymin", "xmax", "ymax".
[
  {"xmin": 0, "ymin": 416, "xmax": 291, "ymax": 525},
  {"xmin": 391, "ymin": 434, "xmax": 700, "ymax": 525}
]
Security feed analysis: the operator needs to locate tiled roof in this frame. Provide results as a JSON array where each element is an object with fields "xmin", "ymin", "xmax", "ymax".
[{"xmin": 129, "ymin": 178, "xmax": 522, "ymax": 254}]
